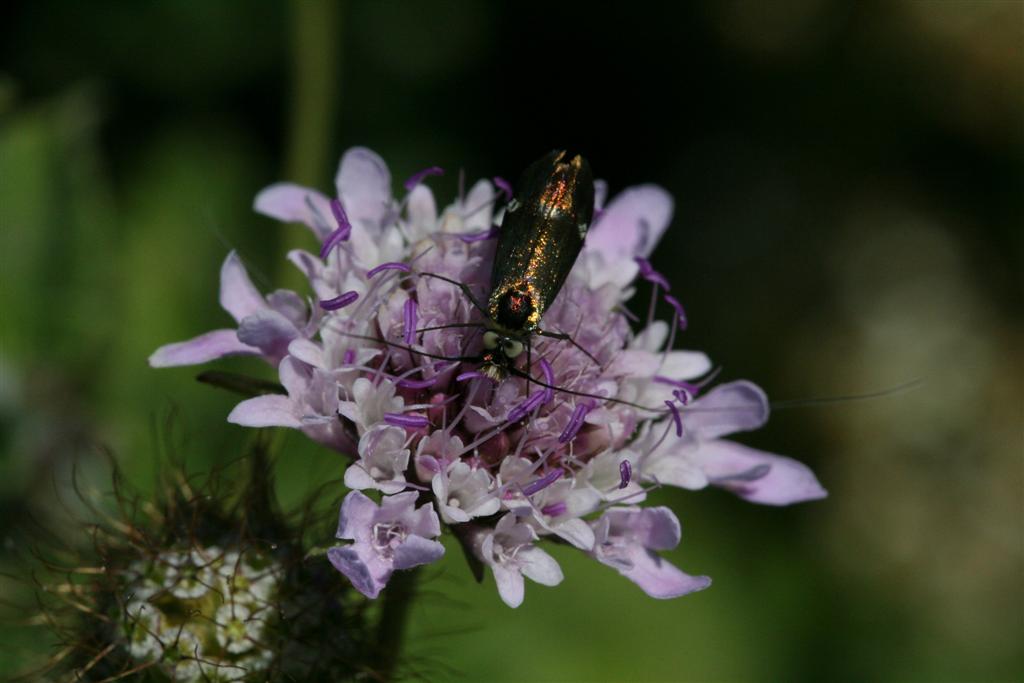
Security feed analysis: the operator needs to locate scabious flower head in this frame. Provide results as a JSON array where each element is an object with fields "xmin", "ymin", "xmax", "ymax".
[
  {"xmin": 151, "ymin": 147, "xmax": 827, "ymax": 607},
  {"xmin": 15, "ymin": 452, "xmax": 371, "ymax": 682}
]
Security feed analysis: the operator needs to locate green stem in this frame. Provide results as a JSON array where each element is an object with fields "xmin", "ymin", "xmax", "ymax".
[
  {"xmin": 278, "ymin": 0, "xmax": 342, "ymax": 287},
  {"xmin": 374, "ymin": 567, "xmax": 420, "ymax": 681}
]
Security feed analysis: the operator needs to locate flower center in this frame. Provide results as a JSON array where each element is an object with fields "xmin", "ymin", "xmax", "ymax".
[{"xmin": 372, "ymin": 522, "xmax": 408, "ymax": 557}]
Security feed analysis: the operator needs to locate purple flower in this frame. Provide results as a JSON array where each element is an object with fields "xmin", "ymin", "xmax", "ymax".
[
  {"xmin": 589, "ymin": 506, "xmax": 710, "ymax": 599},
  {"xmin": 149, "ymin": 251, "xmax": 314, "ymax": 367},
  {"xmin": 471, "ymin": 513, "xmax": 563, "ymax": 608},
  {"xmin": 328, "ymin": 491, "xmax": 444, "ymax": 599},
  {"xmin": 151, "ymin": 146, "xmax": 827, "ymax": 605}
]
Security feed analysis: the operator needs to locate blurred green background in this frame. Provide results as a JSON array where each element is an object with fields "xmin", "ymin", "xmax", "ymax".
[{"xmin": 1, "ymin": 1, "xmax": 1021, "ymax": 681}]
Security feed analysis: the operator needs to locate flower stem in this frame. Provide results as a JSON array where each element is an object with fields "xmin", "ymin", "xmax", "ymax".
[
  {"xmin": 374, "ymin": 567, "xmax": 420, "ymax": 681},
  {"xmin": 279, "ymin": 0, "xmax": 342, "ymax": 289}
]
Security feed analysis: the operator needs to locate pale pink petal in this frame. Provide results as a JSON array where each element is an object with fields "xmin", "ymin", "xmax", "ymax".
[
  {"xmin": 687, "ymin": 380, "xmax": 769, "ymax": 439},
  {"xmin": 518, "ymin": 548, "xmax": 563, "ymax": 587},
  {"xmin": 392, "ymin": 536, "xmax": 445, "ymax": 570},
  {"xmin": 335, "ymin": 147, "xmax": 392, "ymax": 228},
  {"xmin": 277, "ymin": 356, "xmax": 310, "ymax": 397},
  {"xmin": 619, "ymin": 546, "xmax": 711, "ymax": 599},
  {"xmin": 626, "ymin": 506, "xmax": 682, "ymax": 551},
  {"xmin": 695, "ymin": 439, "xmax": 827, "ymax": 505},
  {"xmin": 642, "ymin": 452, "xmax": 708, "ymax": 490},
  {"xmin": 343, "ymin": 464, "xmax": 376, "ymax": 492},
  {"xmin": 253, "ymin": 182, "xmax": 334, "ymax": 239},
  {"xmin": 219, "ymin": 251, "xmax": 266, "ymax": 323},
  {"xmin": 609, "ymin": 349, "xmax": 661, "ymax": 376},
  {"xmin": 493, "ymin": 565, "xmax": 525, "ymax": 608},
  {"xmin": 287, "ymin": 338, "xmax": 324, "ymax": 369},
  {"xmin": 659, "ymin": 351, "xmax": 713, "ymax": 381},
  {"xmin": 551, "ymin": 518, "xmax": 596, "ymax": 550},
  {"xmin": 408, "ymin": 184, "xmax": 436, "ymax": 222},
  {"xmin": 227, "ymin": 395, "xmax": 301, "ymax": 429},
  {"xmin": 462, "ymin": 179, "xmax": 495, "ymax": 232},
  {"xmin": 286, "ymin": 249, "xmax": 324, "ymax": 282},
  {"xmin": 584, "ymin": 184, "xmax": 673, "ymax": 263},
  {"xmin": 148, "ymin": 329, "xmax": 259, "ymax": 367},
  {"xmin": 237, "ymin": 309, "xmax": 300, "ymax": 359},
  {"xmin": 328, "ymin": 546, "xmax": 383, "ymax": 598},
  {"xmin": 336, "ymin": 490, "xmax": 379, "ymax": 540}
]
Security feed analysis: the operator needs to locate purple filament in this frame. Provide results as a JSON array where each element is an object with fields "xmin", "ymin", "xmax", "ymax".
[
  {"xmin": 398, "ymin": 377, "xmax": 435, "ymax": 390},
  {"xmin": 635, "ymin": 257, "xmax": 671, "ymax": 290},
  {"xmin": 320, "ymin": 199, "xmax": 353, "ymax": 260},
  {"xmin": 459, "ymin": 226, "xmax": 499, "ymax": 243},
  {"xmin": 618, "ymin": 460, "xmax": 632, "ymax": 489},
  {"xmin": 403, "ymin": 166, "xmax": 444, "ymax": 191},
  {"xmin": 383, "ymin": 412, "xmax": 429, "ymax": 429},
  {"xmin": 541, "ymin": 501, "xmax": 567, "ymax": 518},
  {"xmin": 522, "ymin": 469, "xmax": 563, "ymax": 496},
  {"xmin": 665, "ymin": 400, "xmax": 683, "ymax": 437},
  {"xmin": 403, "ymin": 299, "xmax": 418, "ymax": 345},
  {"xmin": 538, "ymin": 358, "xmax": 555, "ymax": 404},
  {"xmin": 457, "ymin": 371, "xmax": 485, "ymax": 382},
  {"xmin": 558, "ymin": 404, "xmax": 590, "ymax": 444},
  {"xmin": 366, "ymin": 261, "xmax": 411, "ymax": 278},
  {"xmin": 319, "ymin": 291, "xmax": 359, "ymax": 310},
  {"xmin": 493, "ymin": 176, "xmax": 513, "ymax": 200},
  {"xmin": 508, "ymin": 392, "xmax": 544, "ymax": 423},
  {"xmin": 663, "ymin": 294, "xmax": 688, "ymax": 330}
]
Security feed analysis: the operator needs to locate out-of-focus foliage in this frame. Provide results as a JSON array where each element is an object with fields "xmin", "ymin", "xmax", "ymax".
[{"xmin": 1, "ymin": 1, "xmax": 1020, "ymax": 681}]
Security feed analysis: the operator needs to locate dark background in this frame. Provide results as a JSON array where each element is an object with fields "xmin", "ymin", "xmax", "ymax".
[{"xmin": 2, "ymin": 1, "xmax": 1021, "ymax": 681}]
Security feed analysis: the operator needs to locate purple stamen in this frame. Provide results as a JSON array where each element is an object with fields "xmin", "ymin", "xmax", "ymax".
[
  {"xmin": 663, "ymin": 294, "xmax": 688, "ymax": 330},
  {"xmin": 383, "ymin": 412, "xmax": 429, "ymax": 429},
  {"xmin": 635, "ymin": 257, "xmax": 671, "ymax": 290},
  {"xmin": 457, "ymin": 371, "xmax": 485, "ymax": 382},
  {"xmin": 508, "ymin": 392, "xmax": 544, "ymax": 423},
  {"xmin": 398, "ymin": 377, "xmax": 435, "ymax": 390},
  {"xmin": 558, "ymin": 404, "xmax": 590, "ymax": 444},
  {"xmin": 342, "ymin": 349, "xmax": 356, "ymax": 365},
  {"xmin": 366, "ymin": 261, "xmax": 411, "ymax": 278},
  {"xmin": 320, "ymin": 199, "xmax": 353, "ymax": 260},
  {"xmin": 403, "ymin": 299, "xmax": 418, "ymax": 345},
  {"xmin": 618, "ymin": 460, "xmax": 632, "ymax": 489},
  {"xmin": 541, "ymin": 501, "xmax": 567, "ymax": 517},
  {"xmin": 458, "ymin": 225, "xmax": 499, "ymax": 243},
  {"xmin": 493, "ymin": 176, "xmax": 513, "ymax": 200},
  {"xmin": 403, "ymin": 166, "xmax": 444, "ymax": 191},
  {"xmin": 319, "ymin": 290, "xmax": 359, "ymax": 310},
  {"xmin": 538, "ymin": 358, "xmax": 554, "ymax": 404},
  {"xmin": 672, "ymin": 388, "xmax": 690, "ymax": 405},
  {"xmin": 522, "ymin": 469, "xmax": 563, "ymax": 496},
  {"xmin": 665, "ymin": 400, "xmax": 683, "ymax": 437}
]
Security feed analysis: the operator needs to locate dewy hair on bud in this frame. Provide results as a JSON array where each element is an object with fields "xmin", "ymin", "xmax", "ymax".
[{"xmin": 150, "ymin": 146, "xmax": 827, "ymax": 609}]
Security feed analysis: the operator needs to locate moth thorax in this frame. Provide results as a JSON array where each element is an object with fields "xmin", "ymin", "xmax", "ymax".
[{"xmin": 491, "ymin": 286, "xmax": 537, "ymax": 332}]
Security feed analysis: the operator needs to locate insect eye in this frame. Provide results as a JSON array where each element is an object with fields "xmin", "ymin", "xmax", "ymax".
[
  {"xmin": 503, "ymin": 339, "xmax": 524, "ymax": 359},
  {"xmin": 483, "ymin": 331, "xmax": 500, "ymax": 350}
]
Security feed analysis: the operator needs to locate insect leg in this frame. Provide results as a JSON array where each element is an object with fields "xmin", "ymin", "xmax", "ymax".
[
  {"xmin": 415, "ymin": 272, "xmax": 489, "ymax": 316},
  {"xmin": 416, "ymin": 322, "xmax": 484, "ymax": 334},
  {"xmin": 535, "ymin": 328, "xmax": 601, "ymax": 368}
]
